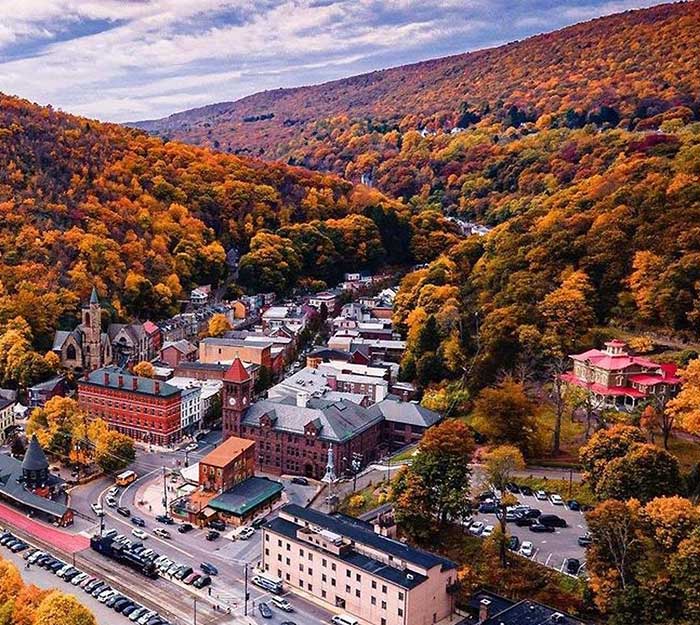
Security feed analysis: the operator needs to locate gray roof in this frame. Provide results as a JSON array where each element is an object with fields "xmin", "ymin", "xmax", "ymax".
[
  {"xmin": 0, "ymin": 454, "xmax": 69, "ymax": 519},
  {"xmin": 162, "ymin": 339, "xmax": 196, "ymax": 355},
  {"xmin": 208, "ymin": 477, "xmax": 283, "ymax": 517},
  {"xmin": 90, "ymin": 286, "xmax": 99, "ymax": 305},
  {"xmin": 82, "ymin": 366, "xmax": 180, "ymax": 397},
  {"xmin": 22, "ymin": 435, "xmax": 49, "ymax": 472},
  {"xmin": 52, "ymin": 330, "xmax": 73, "ymax": 351},
  {"xmin": 201, "ymin": 337, "xmax": 273, "ymax": 349},
  {"xmin": 108, "ymin": 323, "xmax": 146, "ymax": 342},
  {"xmin": 243, "ymin": 397, "xmax": 382, "ymax": 443},
  {"xmin": 481, "ymin": 599, "xmax": 587, "ymax": 625},
  {"xmin": 367, "ymin": 398, "xmax": 442, "ymax": 428},
  {"xmin": 29, "ymin": 375, "xmax": 65, "ymax": 392}
]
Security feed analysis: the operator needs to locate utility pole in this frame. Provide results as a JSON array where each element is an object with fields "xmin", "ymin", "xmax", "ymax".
[
  {"xmin": 162, "ymin": 466, "xmax": 168, "ymax": 516},
  {"xmin": 244, "ymin": 563, "xmax": 249, "ymax": 617},
  {"xmin": 193, "ymin": 597, "xmax": 197, "ymax": 625}
]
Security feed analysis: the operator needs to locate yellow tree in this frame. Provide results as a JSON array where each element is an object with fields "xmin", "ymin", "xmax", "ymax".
[
  {"xmin": 666, "ymin": 359, "xmax": 700, "ymax": 440},
  {"xmin": 33, "ymin": 591, "xmax": 96, "ymax": 625},
  {"xmin": 207, "ymin": 313, "xmax": 232, "ymax": 337},
  {"xmin": 0, "ymin": 559, "xmax": 23, "ymax": 604},
  {"xmin": 132, "ymin": 361, "xmax": 154, "ymax": 378}
]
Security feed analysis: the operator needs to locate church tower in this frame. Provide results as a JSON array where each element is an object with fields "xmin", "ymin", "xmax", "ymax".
[
  {"xmin": 222, "ymin": 357, "xmax": 252, "ymax": 440},
  {"xmin": 82, "ymin": 286, "xmax": 102, "ymax": 371}
]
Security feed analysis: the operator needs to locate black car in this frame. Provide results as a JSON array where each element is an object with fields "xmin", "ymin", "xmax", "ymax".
[
  {"xmin": 200, "ymin": 562, "xmax": 218, "ymax": 576},
  {"xmin": 565, "ymin": 558, "xmax": 581, "ymax": 574},
  {"xmin": 50, "ymin": 561, "xmax": 65, "ymax": 573},
  {"xmin": 518, "ymin": 508, "xmax": 541, "ymax": 519},
  {"xmin": 106, "ymin": 594, "xmax": 123, "ymax": 607},
  {"xmin": 11, "ymin": 541, "xmax": 28, "ymax": 553},
  {"xmin": 114, "ymin": 599, "xmax": 132, "ymax": 613},
  {"xmin": 280, "ymin": 622, "xmax": 297, "ymax": 625},
  {"xmin": 193, "ymin": 575, "xmax": 211, "ymax": 589},
  {"xmin": 117, "ymin": 506, "xmax": 131, "ymax": 517},
  {"xmin": 174, "ymin": 566, "xmax": 193, "ymax": 581},
  {"xmin": 577, "ymin": 533, "xmax": 593, "ymax": 547},
  {"xmin": 477, "ymin": 491, "xmax": 496, "ymax": 502},
  {"xmin": 538, "ymin": 514, "xmax": 567, "ymax": 528},
  {"xmin": 208, "ymin": 519, "xmax": 226, "ymax": 531},
  {"xmin": 205, "ymin": 530, "xmax": 220, "ymax": 541},
  {"xmin": 177, "ymin": 523, "xmax": 193, "ymax": 534},
  {"xmin": 258, "ymin": 602, "xmax": 273, "ymax": 619},
  {"xmin": 131, "ymin": 517, "xmax": 146, "ymax": 527},
  {"xmin": 478, "ymin": 502, "xmax": 497, "ymax": 514},
  {"xmin": 506, "ymin": 482, "xmax": 521, "ymax": 494},
  {"xmin": 520, "ymin": 485, "xmax": 534, "ymax": 496},
  {"xmin": 252, "ymin": 517, "xmax": 266, "ymax": 529},
  {"xmin": 290, "ymin": 477, "xmax": 309, "ymax": 486},
  {"xmin": 530, "ymin": 523, "xmax": 556, "ymax": 533},
  {"xmin": 507, "ymin": 535, "xmax": 520, "ymax": 551},
  {"xmin": 122, "ymin": 604, "xmax": 139, "ymax": 617},
  {"xmin": 155, "ymin": 515, "xmax": 175, "ymax": 525},
  {"xmin": 515, "ymin": 516, "xmax": 535, "ymax": 527},
  {"xmin": 63, "ymin": 569, "xmax": 80, "ymax": 582},
  {"xmin": 567, "ymin": 500, "xmax": 581, "ymax": 511}
]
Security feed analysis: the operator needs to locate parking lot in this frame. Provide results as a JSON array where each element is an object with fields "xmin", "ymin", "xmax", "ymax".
[{"xmin": 469, "ymin": 489, "xmax": 589, "ymax": 576}]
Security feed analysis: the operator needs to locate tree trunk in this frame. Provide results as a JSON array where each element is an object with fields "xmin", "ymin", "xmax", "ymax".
[{"xmin": 498, "ymin": 503, "xmax": 508, "ymax": 568}]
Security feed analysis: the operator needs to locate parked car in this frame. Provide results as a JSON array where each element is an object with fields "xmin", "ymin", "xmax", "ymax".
[
  {"xmin": 117, "ymin": 506, "xmax": 131, "ymax": 517},
  {"xmin": 538, "ymin": 514, "xmax": 567, "ymax": 528},
  {"xmin": 577, "ymin": 533, "xmax": 593, "ymax": 547},
  {"xmin": 519, "ymin": 541, "xmax": 534, "ymax": 557},
  {"xmin": 205, "ymin": 530, "xmax": 220, "ymax": 541},
  {"xmin": 71, "ymin": 573, "xmax": 88, "ymax": 586},
  {"xmin": 183, "ymin": 573, "xmax": 200, "ymax": 585},
  {"xmin": 468, "ymin": 521, "xmax": 485, "ymax": 536},
  {"xmin": 131, "ymin": 517, "xmax": 146, "ymax": 527},
  {"xmin": 174, "ymin": 566, "xmax": 193, "ymax": 581},
  {"xmin": 520, "ymin": 485, "xmax": 533, "ymax": 496},
  {"xmin": 565, "ymin": 558, "xmax": 581, "ymax": 575},
  {"xmin": 208, "ymin": 519, "xmax": 226, "ymax": 531},
  {"xmin": 252, "ymin": 517, "xmax": 267, "ymax": 529},
  {"xmin": 478, "ymin": 502, "xmax": 497, "ymax": 514},
  {"xmin": 567, "ymin": 500, "xmax": 581, "ymax": 511},
  {"xmin": 258, "ymin": 602, "xmax": 273, "ymax": 619},
  {"xmin": 91, "ymin": 503, "xmax": 104, "ymax": 516},
  {"xmin": 107, "ymin": 486, "xmax": 120, "ymax": 498},
  {"xmin": 290, "ymin": 477, "xmax": 309, "ymax": 486},
  {"xmin": 515, "ymin": 516, "xmax": 535, "ymax": 527},
  {"xmin": 153, "ymin": 528, "xmax": 171, "ymax": 539},
  {"xmin": 185, "ymin": 443, "xmax": 198, "ymax": 452},
  {"xmin": 507, "ymin": 535, "xmax": 520, "ymax": 551},
  {"xmin": 506, "ymin": 482, "xmax": 521, "ymax": 494},
  {"xmin": 481, "ymin": 525, "xmax": 495, "ymax": 538},
  {"xmin": 193, "ymin": 575, "xmax": 211, "ymax": 589},
  {"xmin": 105, "ymin": 496, "xmax": 118, "ymax": 508},
  {"xmin": 535, "ymin": 490, "xmax": 548, "ymax": 501},
  {"xmin": 177, "ymin": 523, "xmax": 193, "ymax": 534},
  {"xmin": 132, "ymin": 529, "xmax": 148, "ymax": 540},
  {"xmin": 200, "ymin": 562, "xmax": 218, "ymax": 576},
  {"xmin": 155, "ymin": 515, "xmax": 174, "ymax": 525},
  {"xmin": 549, "ymin": 494, "xmax": 564, "ymax": 506},
  {"xmin": 529, "ymin": 523, "xmax": 556, "ymax": 533}
]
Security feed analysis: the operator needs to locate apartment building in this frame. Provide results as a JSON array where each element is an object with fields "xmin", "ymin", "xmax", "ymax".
[{"xmin": 262, "ymin": 504, "xmax": 458, "ymax": 625}]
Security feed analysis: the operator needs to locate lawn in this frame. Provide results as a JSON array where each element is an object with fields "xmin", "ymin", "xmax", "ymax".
[{"xmin": 338, "ymin": 480, "xmax": 393, "ymax": 516}]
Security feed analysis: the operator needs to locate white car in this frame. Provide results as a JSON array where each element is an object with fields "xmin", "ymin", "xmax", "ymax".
[
  {"xmin": 469, "ymin": 521, "xmax": 485, "ymax": 536},
  {"xmin": 105, "ymin": 496, "xmax": 118, "ymax": 508},
  {"xmin": 107, "ymin": 486, "xmax": 119, "ymax": 497},
  {"xmin": 550, "ymin": 494, "xmax": 564, "ymax": 506},
  {"xmin": 91, "ymin": 503, "xmax": 104, "ymax": 516},
  {"xmin": 236, "ymin": 526, "xmax": 255, "ymax": 540},
  {"xmin": 71, "ymin": 573, "xmax": 88, "ymax": 586},
  {"xmin": 519, "ymin": 541, "xmax": 535, "ymax": 557},
  {"xmin": 481, "ymin": 525, "xmax": 495, "ymax": 538},
  {"xmin": 131, "ymin": 529, "xmax": 148, "ymax": 540},
  {"xmin": 535, "ymin": 490, "xmax": 548, "ymax": 501},
  {"xmin": 185, "ymin": 443, "xmax": 198, "ymax": 452},
  {"xmin": 270, "ymin": 596, "xmax": 294, "ymax": 612}
]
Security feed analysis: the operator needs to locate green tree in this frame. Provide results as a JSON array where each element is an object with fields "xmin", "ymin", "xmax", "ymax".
[
  {"xmin": 93, "ymin": 430, "xmax": 135, "ymax": 474},
  {"xmin": 579, "ymin": 424, "xmax": 647, "ymax": 490}
]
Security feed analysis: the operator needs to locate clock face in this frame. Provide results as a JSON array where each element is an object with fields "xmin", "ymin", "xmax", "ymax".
[
  {"xmin": 228, "ymin": 397, "xmax": 237, "ymax": 406},
  {"xmin": 242, "ymin": 396, "xmax": 248, "ymax": 405}
]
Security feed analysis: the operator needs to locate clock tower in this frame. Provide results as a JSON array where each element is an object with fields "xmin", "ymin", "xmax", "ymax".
[{"xmin": 222, "ymin": 357, "xmax": 252, "ymax": 440}]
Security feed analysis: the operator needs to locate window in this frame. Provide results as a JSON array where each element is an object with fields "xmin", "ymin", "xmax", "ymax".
[
  {"xmin": 322, "ymin": 574, "xmax": 327, "ymax": 582},
  {"xmin": 276, "ymin": 554, "xmax": 281, "ymax": 562},
  {"xmin": 308, "ymin": 567, "xmax": 312, "ymax": 575},
  {"xmin": 355, "ymin": 589, "xmax": 361, "ymax": 598},
  {"xmin": 356, "ymin": 573, "xmax": 361, "ymax": 582},
  {"xmin": 331, "ymin": 563, "xmax": 336, "ymax": 571},
  {"xmin": 381, "ymin": 601, "xmax": 386, "ymax": 610},
  {"xmin": 345, "ymin": 585, "xmax": 351, "ymax": 593},
  {"xmin": 371, "ymin": 580, "xmax": 377, "ymax": 590},
  {"xmin": 299, "ymin": 564, "xmax": 303, "ymax": 572},
  {"xmin": 322, "ymin": 558, "xmax": 327, "ymax": 568},
  {"xmin": 398, "ymin": 608, "xmax": 403, "ymax": 617},
  {"xmin": 331, "ymin": 579, "xmax": 336, "ymax": 587},
  {"xmin": 382, "ymin": 585, "xmax": 387, "ymax": 594},
  {"xmin": 322, "ymin": 590, "xmax": 327, "ymax": 599},
  {"xmin": 381, "ymin": 619, "xmax": 386, "ymax": 625},
  {"xmin": 371, "ymin": 597, "xmax": 376, "ymax": 606},
  {"xmin": 398, "ymin": 592, "xmax": 404, "ymax": 601},
  {"xmin": 346, "ymin": 570, "xmax": 351, "ymax": 578},
  {"xmin": 299, "ymin": 548, "xmax": 304, "ymax": 556}
]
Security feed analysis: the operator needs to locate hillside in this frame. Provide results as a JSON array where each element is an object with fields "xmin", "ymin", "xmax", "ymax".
[
  {"xmin": 0, "ymin": 94, "xmax": 414, "ymax": 350},
  {"xmin": 133, "ymin": 1, "xmax": 700, "ymax": 172}
]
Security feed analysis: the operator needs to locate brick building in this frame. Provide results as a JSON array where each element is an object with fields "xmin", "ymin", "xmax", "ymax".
[
  {"xmin": 78, "ymin": 366, "xmax": 183, "ymax": 446},
  {"xmin": 199, "ymin": 337, "xmax": 275, "ymax": 372},
  {"xmin": 159, "ymin": 339, "xmax": 197, "ymax": 368},
  {"xmin": 198, "ymin": 436, "xmax": 255, "ymax": 493}
]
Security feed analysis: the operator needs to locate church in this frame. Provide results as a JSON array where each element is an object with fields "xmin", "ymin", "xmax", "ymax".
[{"xmin": 52, "ymin": 287, "xmax": 160, "ymax": 372}]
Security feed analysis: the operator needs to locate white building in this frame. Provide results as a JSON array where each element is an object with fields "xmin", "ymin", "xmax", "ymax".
[
  {"xmin": 179, "ymin": 385, "xmax": 202, "ymax": 435},
  {"xmin": 0, "ymin": 398, "xmax": 15, "ymax": 440},
  {"xmin": 167, "ymin": 377, "xmax": 223, "ymax": 428}
]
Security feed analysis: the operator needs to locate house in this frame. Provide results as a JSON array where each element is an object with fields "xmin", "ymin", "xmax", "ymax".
[
  {"xmin": 231, "ymin": 300, "xmax": 249, "ymax": 320},
  {"xmin": 0, "ymin": 397, "xmax": 16, "ymax": 440},
  {"xmin": 0, "ymin": 435, "xmax": 73, "ymax": 526},
  {"xmin": 160, "ymin": 339, "xmax": 197, "ymax": 368},
  {"xmin": 78, "ymin": 366, "xmax": 183, "ymax": 446},
  {"xmin": 464, "ymin": 589, "xmax": 586, "ymax": 625},
  {"xmin": 262, "ymin": 504, "xmax": 458, "ymax": 625},
  {"xmin": 191, "ymin": 285, "xmax": 211, "ymax": 306},
  {"xmin": 28, "ymin": 376, "xmax": 66, "ymax": 407},
  {"xmin": 369, "ymin": 398, "xmax": 442, "ymax": 450},
  {"xmin": 561, "ymin": 340, "xmax": 680, "ymax": 411},
  {"xmin": 261, "ymin": 305, "xmax": 312, "ymax": 335},
  {"xmin": 307, "ymin": 291, "xmax": 338, "ymax": 313},
  {"xmin": 166, "ymin": 377, "xmax": 223, "ymax": 425}
]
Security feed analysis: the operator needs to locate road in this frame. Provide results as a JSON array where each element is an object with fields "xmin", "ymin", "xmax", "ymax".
[{"xmin": 64, "ymin": 431, "xmax": 331, "ymax": 625}]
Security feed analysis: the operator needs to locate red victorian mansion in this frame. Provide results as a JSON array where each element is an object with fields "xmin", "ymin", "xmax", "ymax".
[{"xmin": 561, "ymin": 339, "xmax": 680, "ymax": 410}]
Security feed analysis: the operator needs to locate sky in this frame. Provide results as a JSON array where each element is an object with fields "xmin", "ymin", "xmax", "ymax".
[{"xmin": 0, "ymin": 0, "xmax": 666, "ymax": 123}]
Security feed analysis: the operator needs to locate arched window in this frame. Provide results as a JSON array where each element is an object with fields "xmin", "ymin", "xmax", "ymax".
[{"xmin": 66, "ymin": 344, "xmax": 77, "ymax": 360}]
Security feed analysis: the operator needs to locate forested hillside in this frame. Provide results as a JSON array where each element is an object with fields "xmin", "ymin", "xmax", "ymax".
[{"xmin": 0, "ymin": 95, "xmax": 415, "ymax": 351}]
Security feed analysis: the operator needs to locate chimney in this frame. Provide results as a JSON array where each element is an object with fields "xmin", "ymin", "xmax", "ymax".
[
  {"xmin": 118, "ymin": 375, "xmax": 124, "ymax": 388},
  {"xmin": 132, "ymin": 377, "xmax": 138, "ymax": 390},
  {"xmin": 296, "ymin": 391, "xmax": 309, "ymax": 408},
  {"xmin": 103, "ymin": 371, "xmax": 109, "ymax": 385},
  {"xmin": 479, "ymin": 598, "xmax": 491, "ymax": 623},
  {"xmin": 154, "ymin": 381, "xmax": 160, "ymax": 394}
]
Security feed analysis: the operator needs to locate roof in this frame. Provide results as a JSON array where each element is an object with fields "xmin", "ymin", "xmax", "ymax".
[
  {"xmin": 570, "ymin": 347, "xmax": 660, "ymax": 371},
  {"xmin": 0, "ymin": 454, "xmax": 69, "ymax": 519},
  {"xmin": 243, "ymin": 397, "xmax": 382, "ymax": 443},
  {"xmin": 307, "ymin": 348, "xmax": 352, "ymax": 362},
  {"xmin": 208, "ymin": 476, "xmax": 283, "ymax": 517},
  {"xmin": 90, "ymin": 286, "xmax": 99, "ymax": 305},
  {"xmin": 202, "ymin": 337, "xmax": 273, "ymax": 350},
  {"xmin": 29, "ymin": 376, "xmax": 64, "ymax": 392},
  {"xmin": 0, "ymin": 397, "xmax": 14, "ymax": 411},
  {"xmin": 22, "ymin": 435, "xmax": 49, "ymax": 472},
  {"xmin": 466, "ymin": 589, "xmax": 515, "ymax": 616},
  {"xmin": 368, "ymin": 398, "xmax": 442, "ymax": 427},
  {"xmin": 224, "ymin": 358, "xmax": 251, "ymax": 383},
  {"xmin": 162, "ymin": 339, "xmax": 197, "ymax": 355},
  {"xmin": 143, "ymin": 320, "xmax": 159, "ymax": 335},
  {"xmin": 271, "ymin": 504, "xmax": 456, "ymax": 583},
  {"xmin": 52, "ymin": 330, "xmax": 73, "ymax": 351},
  {"xmin": 200, "ymin": 437, "xmax": 254, "ymax": 468},
  {"xmin": 560, "ymin": 373, "xmax": 646, "ymax": 398},
  {"xmin": 481, "ymin": 599, "xmax": 587, "ymax": 625},
  {"xmin": 81, "ymin": 366, "xmax": 180, "ymax": 397}
]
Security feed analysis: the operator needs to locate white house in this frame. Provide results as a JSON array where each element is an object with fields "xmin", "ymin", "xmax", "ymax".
[{"xmin": 0, "ymin": 398, "xmax": 15, "ymax": 440}]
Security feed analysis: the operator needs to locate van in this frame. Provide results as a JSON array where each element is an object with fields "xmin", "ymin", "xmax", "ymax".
[
  {"xmin": 331, "ymin": 615, "xmax": 359, "ymax": 625},
  {"xmin": 251, "ymin": 575, "xmax": 283, "ymax": 595}
]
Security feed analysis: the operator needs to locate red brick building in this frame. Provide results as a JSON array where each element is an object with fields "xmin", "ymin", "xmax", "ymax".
[
  {"xmin": 78, "ymin": 366, "xmax": 182, "ymax": 446},
  {"xmin": 198, "ymin": 436, "xmax": 255, "ymax": 493},
  {"xmin": 159, "ymin": 339, "xmax": 197, "ymax": 368}
]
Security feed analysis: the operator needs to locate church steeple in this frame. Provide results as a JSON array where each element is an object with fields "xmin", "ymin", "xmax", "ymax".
[
  {"xmin": 90, "ymin": 286, "xmax": 99, "ymax": 305},
  {"xmin": 82, "ymin": 286, "xmax": 103, "ymax": 370}
]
